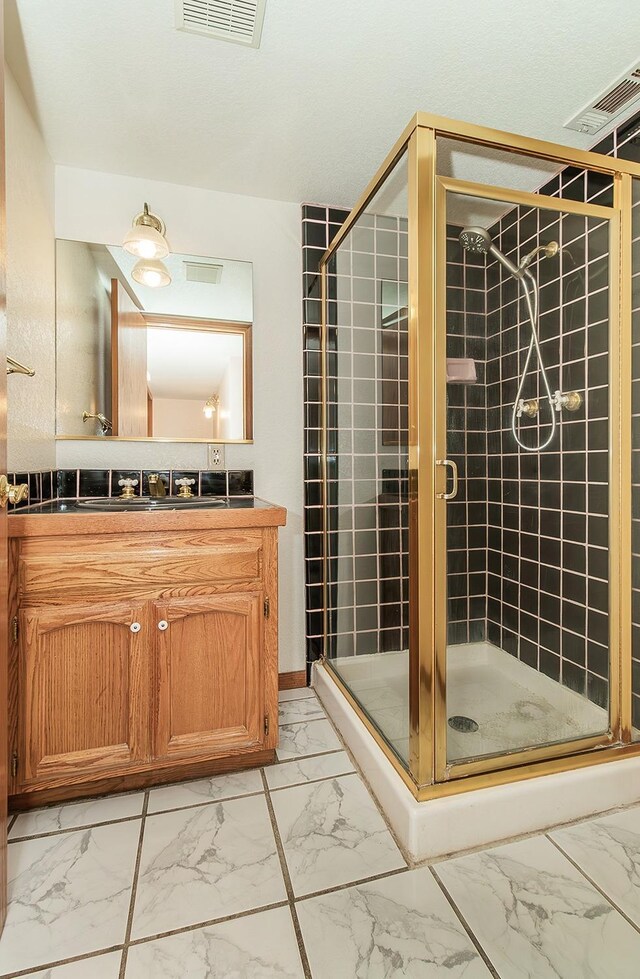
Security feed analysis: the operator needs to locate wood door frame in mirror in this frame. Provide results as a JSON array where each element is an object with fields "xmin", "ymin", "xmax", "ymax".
[{"xmin": 141, "ymin": 313, "xmax": 253, "ymax": 442}]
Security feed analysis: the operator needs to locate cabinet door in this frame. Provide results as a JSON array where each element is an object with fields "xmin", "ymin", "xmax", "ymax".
[
  {"xmin": 19, "ymin": 601, "xmax": 150, "ymax": 786},
  {"xmin": 154, "ymin": 593, "xmax": 264, "ymax": 761}
]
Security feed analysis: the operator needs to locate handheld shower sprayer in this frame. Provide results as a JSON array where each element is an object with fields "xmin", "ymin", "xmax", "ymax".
[
  {"xmin": 458, "ymin": 226, "xmax": 560, "ymax": 452},
  {"xmin": 458, "ymin": 226, "xmax": 522, "ymax": 279}
]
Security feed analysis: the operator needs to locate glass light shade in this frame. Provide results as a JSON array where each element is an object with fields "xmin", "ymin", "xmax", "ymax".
[
  {"xmin": 203, "ymin": 406, "xmax": 214, "ymax": 419},
  {"xmin": 131, "ymin": 258, "xmax": 171, "ymax": 289},
  {"xmin": 123, "ymin": 223, "xmax": 169, "ymax": 260}
]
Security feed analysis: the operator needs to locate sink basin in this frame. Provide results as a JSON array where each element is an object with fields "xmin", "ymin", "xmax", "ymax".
[{"xmin": 76, "ymin": 496, "xmax": 228, "ymax": 512}]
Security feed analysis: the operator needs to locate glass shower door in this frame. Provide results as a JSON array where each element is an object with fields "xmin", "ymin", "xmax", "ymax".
[{"xmin": 435, "ymin": 177, "xmax": 617, "ymax": 777}]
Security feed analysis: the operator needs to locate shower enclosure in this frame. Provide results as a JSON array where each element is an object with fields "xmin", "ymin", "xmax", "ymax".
[{"xmin": 319, "ymin": 112, "xmax": 640, "ymax": 798}]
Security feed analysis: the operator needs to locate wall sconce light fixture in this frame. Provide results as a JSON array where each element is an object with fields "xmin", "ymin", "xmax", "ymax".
[
  {"xmin": 203, "ymin": 394, "xmax": 220, "ymax": 419},
  {"xmin": 123, "ymin": 203, "xmax": 169, "ymax": 260},
  {"xmin": 124, "ymin": 202, "xmax": 171, "ymax": 288}
]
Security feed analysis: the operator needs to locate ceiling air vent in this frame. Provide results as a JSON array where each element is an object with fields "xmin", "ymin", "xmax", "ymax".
[
  {"xmin": 184, "ymin": 261, "xmax": 223, "ymax": 284},
  {"xmin": 565, "ymin": 62, "xmax": 640, "ymax": 136},
  {"xmin": 175, "ymin": 0, "xmax": 266, "ymax": 47}
]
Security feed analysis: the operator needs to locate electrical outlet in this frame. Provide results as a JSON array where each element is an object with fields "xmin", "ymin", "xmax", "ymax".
[{"xmin": 208, "ymin": 444, "xmax": 225, "ymax": 470}]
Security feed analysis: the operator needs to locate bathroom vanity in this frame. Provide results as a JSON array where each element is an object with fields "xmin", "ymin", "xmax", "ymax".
[{"xmin": 7, "ymin": 498, "xmax": 286, "ymax": 807}]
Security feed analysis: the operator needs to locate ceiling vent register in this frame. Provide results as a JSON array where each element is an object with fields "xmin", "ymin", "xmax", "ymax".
[
  {"xmin": 565, "ymin": 62, "xmax": 640, "ymax": 136},
  {"xmin": 184, "ymin": 261, "xmax": 223, "ymax": 284},
  {"xmin": 175, "ymin": 0, "xmax": 266, "ymax": 47}
]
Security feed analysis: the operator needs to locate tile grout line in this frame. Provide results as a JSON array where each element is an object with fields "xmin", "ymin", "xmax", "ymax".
[
  {"xmin": 124, "ymin": 898, "xmax": 291, "ymax": 950},
  {"xmin": 118, "ymin": 788, "xmax": 150, "ymax": 979},
  {"xmin": 6, "ymin": 747, "xmax": 348, "ymax": 846},
  {"xmin": 8, "ymin": 812, "xmax": 145, "ymax": 845},
  {"xmin": 429, "ymin": 865, "xmax": 501, "ymax": 979},
  {"xmin": 546, "ymin": 834, "xmax": 640, "ymax": 936},
  {"xmin": 1, "ymin": 945, "xmax": 124, "ymax": 979},
  {"xmin": 268, "ymin": 767, "xmax": 356, "ymax": 793},
  {"xmin": 259, "ymin": 769, "xmax": 313, "ymax": 979},
  {"xmin": 294, "ymin": 864, "xmax": 411, "ymax": 905}
]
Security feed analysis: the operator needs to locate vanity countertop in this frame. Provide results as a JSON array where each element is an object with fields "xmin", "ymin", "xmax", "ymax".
[{"xmin": 8, "ymin": 496, "xmax": 287, "ymax": 537}]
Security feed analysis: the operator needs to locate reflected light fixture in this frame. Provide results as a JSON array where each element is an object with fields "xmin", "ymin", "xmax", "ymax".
[
  {"xmin": 123, "ymin": 203, "xmax": 169, "ymax": 260},
  {"xmin": 132, "ymin": 258, "xmax": 171, "ymax": 288},
  {"xmin": 203, "ymin": 394, "xmax": 220, "ymax": 419}
]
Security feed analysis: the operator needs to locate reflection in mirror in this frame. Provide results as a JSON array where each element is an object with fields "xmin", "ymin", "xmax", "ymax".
[{"xmin": 55, "ymin": 241, "xmax": 253, "ymax": 441}]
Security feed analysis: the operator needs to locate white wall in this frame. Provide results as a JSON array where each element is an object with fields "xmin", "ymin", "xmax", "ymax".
[
  {"xmin": 55, "ymin": 166, "xmax": 305, "ymax": 674},
  {"xmin": 152, "ymin": 397, "xmax": 214, "ymax": 440},
  {"xmin": 5, "ymin": 67, "xmax": 56, "ymax": 471}
]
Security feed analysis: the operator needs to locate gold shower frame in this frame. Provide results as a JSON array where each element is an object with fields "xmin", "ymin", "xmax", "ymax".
[{"xmin": 319, "ymin": 112, "xmax": 640, "ymax": 800}]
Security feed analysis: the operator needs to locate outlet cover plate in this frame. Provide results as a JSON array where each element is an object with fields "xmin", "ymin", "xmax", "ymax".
[{"xmin": 208, "ymin": 444, "xmax": 226, "ymax": 470}]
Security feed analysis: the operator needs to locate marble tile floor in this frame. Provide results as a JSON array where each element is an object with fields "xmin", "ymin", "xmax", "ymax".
[{"xmin": 2, "ymin": 686, "xmax": 640, "ymax": 977}]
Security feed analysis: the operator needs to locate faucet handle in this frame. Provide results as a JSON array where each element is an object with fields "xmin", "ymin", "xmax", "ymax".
[
  {"xmin": 118, "ymin": 477, "xmax": 139, "ymax": 499},
  {"xmin": 175, "ymin": 477, "xmax": 196, "ymax": 499}
]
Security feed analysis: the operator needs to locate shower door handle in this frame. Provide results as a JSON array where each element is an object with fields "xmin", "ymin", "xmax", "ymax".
[{"xmin": 436, "ymin": 459, "xmax": 458, "ymax": 500}]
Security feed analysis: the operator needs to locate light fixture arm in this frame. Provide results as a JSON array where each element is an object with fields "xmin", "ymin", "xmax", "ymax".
[{"xmin": 132, "ymin": 202, "xmax": 166, "ymax": 237}]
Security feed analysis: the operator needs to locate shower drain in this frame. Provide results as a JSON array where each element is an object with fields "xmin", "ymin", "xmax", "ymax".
[{"xmin": 448, "ymin": 715, "xmax": 479, "ymax": 733}]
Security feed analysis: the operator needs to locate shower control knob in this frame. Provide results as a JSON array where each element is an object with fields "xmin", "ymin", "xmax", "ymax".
[
  {"xmin": 517, "ymin": 398, "xmax": 539, "ymax": 419},
  {"xmin": 552, "ymin": 390, "xmax": 583, "ymax": 413}
]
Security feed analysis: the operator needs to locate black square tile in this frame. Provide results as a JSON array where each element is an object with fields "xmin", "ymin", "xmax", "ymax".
[
  {"xmin": 199, "ymin": 471, "xmax": 227, "ymax": 496},
  {"xmin": 228, "ymin": 470, "xmax": 254, "ymax": 496},
  {"xmin": 79, "ymin": 469, "xmax": 110, "ymax": 498},
  {"xmin": 57, "ymin": 469, "xmax": 79, "ymax": 498}
]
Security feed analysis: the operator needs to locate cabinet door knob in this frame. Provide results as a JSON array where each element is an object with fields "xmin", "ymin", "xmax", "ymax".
[
  {"xmin": 130, "ymin": 622, "xmax": 141, "ymax": 633},
  {"xmin": 158, "ymin": 620, "xmax": 169, "ymax": 631}
]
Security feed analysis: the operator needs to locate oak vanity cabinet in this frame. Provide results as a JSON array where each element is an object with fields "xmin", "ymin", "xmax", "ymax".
[{"xmin": 8, "ymin": 512, "xmax": 285, "ymax": 807}]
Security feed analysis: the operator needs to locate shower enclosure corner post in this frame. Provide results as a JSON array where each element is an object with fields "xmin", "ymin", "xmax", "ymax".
[
  {"xmin": 319, "ymin": 259, "xmax": 329, "ymax": 664},
  {"xmin": 407, "ymin": 123, "xmax": 439, "ymax": 788},
  {"xmin": 614, "ymin": 170, "xmax": 633, "ymax": 743}
]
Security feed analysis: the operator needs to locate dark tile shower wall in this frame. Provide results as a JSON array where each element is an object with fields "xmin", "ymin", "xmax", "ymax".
[
  {"xmin": 481, "ymin": 109, "xmax": 640, "ymax": 712},
  {"xmin": 325, "ymin": 211, "xmax": 410, "ymax": 660},
  {"xmin": 303, "ymin": 205, "xmax": 350, "ymax": 663},
  {"xmin": 302, "ymin": 203, "xmax": 409, "ymax": 665},
  {"xmin": 482, "ymin": 197, "xmax": 611, "ymax": 708},
  {"xmin": 445, "ymin": 225, "xmax": 489, "ymax": 645}
]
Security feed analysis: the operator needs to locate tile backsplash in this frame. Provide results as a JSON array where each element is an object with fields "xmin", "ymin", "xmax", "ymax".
[{"xmin": 9, "ymin": 468, "xmax": 254, "ymax": 508}]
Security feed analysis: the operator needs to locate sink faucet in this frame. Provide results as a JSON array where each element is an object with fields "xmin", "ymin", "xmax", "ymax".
[{"xmin": 148, "ymin": 474, "xmax": 166, "ymax": 498}]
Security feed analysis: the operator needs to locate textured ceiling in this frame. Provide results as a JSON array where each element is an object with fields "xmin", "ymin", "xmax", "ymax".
[{"xmin": 6, "ymin": 0, "xmax": 640, "ymax": 207}]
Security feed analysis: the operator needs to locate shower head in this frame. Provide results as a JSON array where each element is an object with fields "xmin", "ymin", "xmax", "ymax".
[
  {"xmin": 459, "ymin": 227, "xmax": 492, "ymax": 254},
  {"xmin": 459, "ymin": 225, "xmax": 521, "ymax": 279}
]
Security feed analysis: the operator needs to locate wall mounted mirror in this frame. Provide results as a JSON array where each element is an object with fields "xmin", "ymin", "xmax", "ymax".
[{"xmin": 55, "ymin": 240, "xmax": 253, "ymax": 441}]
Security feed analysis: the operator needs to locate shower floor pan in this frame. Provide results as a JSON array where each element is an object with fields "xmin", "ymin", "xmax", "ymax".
[{"xmin": 332, "ymin": 642, "xmax": 609, "ymax": 765}]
